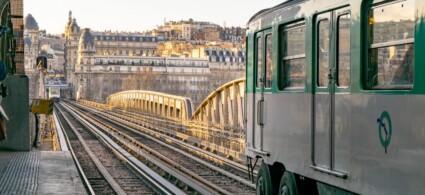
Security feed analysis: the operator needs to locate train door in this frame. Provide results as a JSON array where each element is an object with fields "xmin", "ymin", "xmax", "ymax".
[
  {"xmin": 312, "ymin": 8, "xmax": 350, "ymax": 178},
  {"xmin": 250, "ymin": 30, "xmax": 270, "ymax": 155}
]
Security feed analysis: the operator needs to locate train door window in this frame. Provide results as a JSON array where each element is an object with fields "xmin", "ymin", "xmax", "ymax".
[
  {"xmin": 279, "ymin": 22, "xmax": 306, "ymax": 90},
  {"xmin": 256, "ymin": 36, "xmax": 263, "ymax": 88},
  {"xmin": 366, "ymin": 0, "xmax": 414, "ymax": 89},
  {"xmin": 265, "ymin": 34, "xmax": 273, "ymax": 88},
  {"xmin": 317, "ymin": 19, "xmax": 330, "ymax": 87},
  {"xmin": 337, "ymin": 14, "xmax": 351, "ymax": 87}
]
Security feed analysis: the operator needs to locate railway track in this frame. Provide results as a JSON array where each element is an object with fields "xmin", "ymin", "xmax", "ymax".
[
  {"xmin": 81, "ymin": 100, "xmax": 246, "ymax": 164},
  {"xmin": 72, "ymin": 100, "xmax": 257, "ymax": 181},
  {"xmin": 62, "ymin": 101, "xmax": 256, "ymax": 194},
  {"xmin": 55, "ymin": 103, "xmax": 182, "ymax": 195}
]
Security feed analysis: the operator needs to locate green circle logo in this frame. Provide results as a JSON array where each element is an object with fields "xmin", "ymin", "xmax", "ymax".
[{"xmin": 377, "ymin": 111, "xmax": 392, "ymax": 153}]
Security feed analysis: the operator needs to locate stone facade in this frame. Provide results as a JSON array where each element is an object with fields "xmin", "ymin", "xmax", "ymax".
[
  {"xmin": 153, "ymin": 19, "xmax": 222, "ymax": 41},
  {"xmin": 25, "ymin": 14, "xmax": 67, "ymax": 99},
  {"xmin": 63, "ymin": 13, "xmax": 244, "ymax": 108},
  {"xmin": 64, "ymin": 11, "xmax": 80, "ymax": 90},
  {"xmin": 24, "ymin": 14, "xmax": 41, "ymax": 99}
]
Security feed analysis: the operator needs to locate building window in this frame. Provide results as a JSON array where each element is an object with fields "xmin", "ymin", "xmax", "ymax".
[
  {"xmin": 366, "ymin": 0, "xmax": 414, "ymax": 89},
  {"xmin": 279, "ymin": 21, "xmax": 306, "ymax": 90}
]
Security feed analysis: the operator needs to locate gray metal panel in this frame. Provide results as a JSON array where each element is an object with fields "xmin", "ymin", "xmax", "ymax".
[
  {"xmin": 333, "ymin": 94, "xmax": 351, "ymax": 172},
  {"xmin": 314, "ymin": 93, "xmax": 331, "ymax": 168},
  {"xmin": 245, "ymin": 94, "xmax": 254, "ymax": 154},
  {"xmin": 260, "ymin": 93, "xmax": 312, "ymax": 168},
  {"xmin": 346, "ymin": 95, "xmax": 425, "ymax": 194},
  {"xmin": 0, "ymin": 75, "xmax": 30, "ymax": 151},
  {"xmin": 246, "ymin": 92, "xmax": 269, "ymax": 156},
  {"xmin": 254, "ymin": 93, "xmax": 262, "ymax": 150},
  {"xmin": 253, "ymin": 93, "xmax": 425, "ymax": 194}
]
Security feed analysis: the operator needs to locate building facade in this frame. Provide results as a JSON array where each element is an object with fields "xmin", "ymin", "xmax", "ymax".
[
  {"xmin": 24, "ymin": 14, "xmax": 39, "ymax": 73},
  {"xmin": 25, "ymin": 14, "xmax": 67, "ymax": 99},
  {"xmin": 153, "ymin": 19, "xmax": 223, "ymax": 41},
  {"xmin": 92, "ymin": 31, "xmax": 157, "ymax": 56},
  {"xmin": 62, "ymin": 13, "xmax": 244, "ymax": 107},
  {"xmin": 64, "ymin": 11, "xmax": 81, "ymax": 90}
]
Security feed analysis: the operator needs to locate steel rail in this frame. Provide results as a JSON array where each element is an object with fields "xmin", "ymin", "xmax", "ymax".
[
  {"xmin": 121, "ymin": 107, "xmax": 245, "ymax": 151},
  {"xmin": 77, "ymin": 100, "xmax": 245, "ymax": 162},
  {"xmin": 79, "ymin": 102, "xmax": 245, "ymax": 163},
  {"xmin": 63, "ymin": 101, "xmax": 242, "ymax": 195},
  {"xmin": 53, "ymin": 109, "xmax": 95, "ymax": 195},
  {"xmin": 66, "ymin": 101, "xmax": 256, "ymax": 193},
  {"xmin": 89, "ymin": 105, "xmax": 255, "ymax": 188},
  {"xmin": 73, "ymin": 100, "xmax": 258, "ymax": 181},
  {"xmin": 55, "ymin": 105, "xmax": 127, "ymax": 195},
  {"xmin": 58, "ymin": 103, "xmax": 185, "ymax": 195}
]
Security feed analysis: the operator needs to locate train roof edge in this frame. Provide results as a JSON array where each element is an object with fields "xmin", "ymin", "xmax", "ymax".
[{"xmin": 247, "ymin": 0, "xmax": 306, "ymax": 25}]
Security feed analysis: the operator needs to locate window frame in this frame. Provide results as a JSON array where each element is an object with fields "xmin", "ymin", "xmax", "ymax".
[
  {"xmin": 364, "ymin": 0, "xmax": 415, "ymax": 90},
  {"xmin": 254, "ymin": 29, "xmax": 273, "ymax": 92},
  {"xmin": 316, "ymin": 18, "xmax": 331, "ymax": 88},
  {"xmin": 255, "ymin": 34, "xmax": 262, "ymax": 89},
  {"xmin": 264, "ymin": 33, "xmax": 273, "ymax": 89},
  {"xmin": 336, "ymin": 12, "xmax": 352, "ymax": 88},
  {"xmin": 278, "ymin": 20, "xmax": 307, "ymax": 91}
]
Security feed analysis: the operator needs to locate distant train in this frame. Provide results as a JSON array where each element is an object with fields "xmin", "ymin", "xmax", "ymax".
[
  {"xmin": 48, "ymin": 87, "xmax": 60, "ymax": 101},
  {"xmin": 245, "ymin": 0, "xmax": 424, "ymax": 194}
]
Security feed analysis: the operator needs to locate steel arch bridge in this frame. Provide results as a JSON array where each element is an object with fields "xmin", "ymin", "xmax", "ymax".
[{"xmin": 81, "ymin": 78, "xmax": 247, "ymax": 162}]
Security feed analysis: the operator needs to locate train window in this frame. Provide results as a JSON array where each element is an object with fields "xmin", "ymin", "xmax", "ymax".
[
  {"xmin": 256, "ymin": 36, "xmax": 262, "ymax": 88},
  {"xmin": 279, "ymin": 22, "xmax": 306, "ymax": 90},
  {"xmin": 337, "ymin": 14, "xmax": 351, "ymax": 87},
  {"xmin": 366, "ymin": 0, "xmax": 414, "ymax": 89},
  {"xmin": 265, "ymin": 34, "xmax": 273, "ymax": 88},
  {"xmin": 317, "ymin": 19, "xmax": 330, "ymax": 87}
]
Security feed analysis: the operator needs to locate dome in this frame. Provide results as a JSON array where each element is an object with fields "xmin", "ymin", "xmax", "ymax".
[
  {"xmin": 79, "ymin": 28, "xmax": 94, "ymax": 49},
  {"xmin": 24, "ymin": 14, "xmax": 39, "ymax": 30}
]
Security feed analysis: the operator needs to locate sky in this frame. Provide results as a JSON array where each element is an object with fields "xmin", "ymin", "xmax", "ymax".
[{"xmin": 24, "ymin": 0, "xmax": 283, "ymax": 34}]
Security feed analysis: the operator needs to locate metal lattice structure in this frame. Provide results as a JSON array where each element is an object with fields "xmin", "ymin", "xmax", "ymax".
[
  {"xmin": 191, "ymin": 78, "xmax": 245, "ymax": 129},
  {"xmin": 106, "ymin": 90, "xmax": 193, "ymax": 121}
]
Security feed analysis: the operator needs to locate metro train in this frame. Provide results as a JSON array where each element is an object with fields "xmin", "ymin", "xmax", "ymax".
[
  {"xmin": 48, "ymin": 87, "xmax": 60, "ymax": 101},
  {"xmin": 245, "ymin": 0, "xmax": 424, "ymax": 194}
]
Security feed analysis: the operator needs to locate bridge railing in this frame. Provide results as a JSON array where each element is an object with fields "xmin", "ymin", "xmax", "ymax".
[
  {"xmin": 106, "ymin": 90, "xmax": 193, "ymax": 121},
  {"xmin": 79, "ymin": 99, "xmax": 110, "ymax": 110}
]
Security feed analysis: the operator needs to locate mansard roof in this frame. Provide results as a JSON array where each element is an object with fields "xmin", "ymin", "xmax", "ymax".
[
  {"xmin": 79, "ymin": 28, "xmax": 94, "ymax": 48},
  {"xmin": 24, "ymin": 14, "xmax": 39, "ymax": 30}
]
